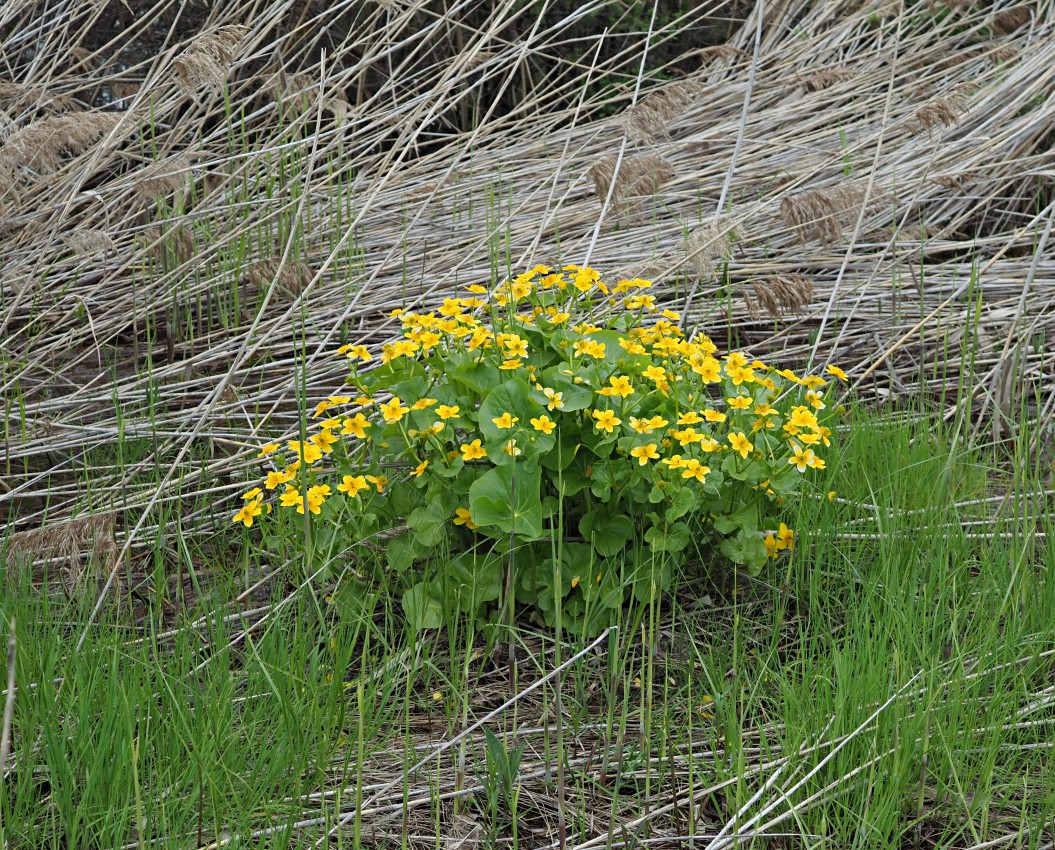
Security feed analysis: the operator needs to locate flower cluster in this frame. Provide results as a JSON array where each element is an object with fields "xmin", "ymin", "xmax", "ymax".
[{"xmin": 236, "ymin": 265, "xmax": 841, "ymax": 632}]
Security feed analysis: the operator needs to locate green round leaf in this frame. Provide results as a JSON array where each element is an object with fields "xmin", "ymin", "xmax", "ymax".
[
  {"xmin": 468, "ymin": 464, "xmax": 544, "ymax": 540},
  {"xmin": 579, "ymin": 509, "xmax": 635, "ymax": 557}
]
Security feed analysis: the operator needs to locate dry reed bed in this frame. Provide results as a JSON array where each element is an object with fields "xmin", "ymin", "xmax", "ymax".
[
  {"xmin": 0, "ymin": 1, "xmax": 1050, "ymax": 530},
  {"xmin": 1, "ymin": 1, "xmax": 1053, "ymax": 534}
]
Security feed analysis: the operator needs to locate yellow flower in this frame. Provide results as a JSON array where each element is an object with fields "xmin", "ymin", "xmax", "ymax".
[
  {"xmin": 662, "ymin": 454, "xmax": 685, "ymax": 470},
  {"xmin": 789, "ymin": 406, "xmax": 818, "ymax": 430},
  {"xmin": 690, "ymin": 356, "xmax": 721, "ymax": 383},
  {"xmin": 728, "ymin": 432, "xmax": 753, "ymax": 459},
  {"xmin": 625, "ymin": 294, "xmax": 656, "ymax": 311},
  {"xmin": 541, "ymin": 387, "xmax": 565, "ymax": 410},
  {"xmin": 265, "ymin": 469, "xmax": 292, "ymax": 490},
  {"xmin": 365, "ymin": 475, "xmax": 387, "ymax": 493},
  {"xmin": 319, "ymin": 417, "xmax": 342, "ymax": 430},
  {"xmin": 411, "ymin": 398, "xmax": 438, "ymax": 410},
  {"xmin": 572, "ymin": 339, "xmax": 606, "ymax": 359},
  {"xmin": 825, "ymin": 364, "xmax": 848, "ymax": 381},
  {"xmin": 827, "ymin": 490, "xmax": 837, "ymax": 502},
  {"xmin": 499, "ymin": 358, "xmax": 523, "ymax": 370},
  {"xmin": 453, "ymin": 507, "xmax": 478, "ymax": 529},
  {"xmin": 592, "ymin": 409, "xmax": 622, "ymax": 433},
  {"xmin": 531, "ymin": 415, "xmax": 556, "ymax": 435},
  {"xmin": 380, "ymin": 397, "xmax": 409, "ymax": 424},
  {"xmin": 630, "ymin": 443, "xmax": 660, "ymax": 465},
  {"xmin": 699, "ymin": 436, "xmax": 719, "ymax": 453},
  {"xmin": 409, "ymin": 459, "xmax": 429, "ymax": 478},
  {"xmin": 676, "ymin": 411, "xmax": 703, "ymax": 425},
  {"xmin": 257, "ymin": 443, "xmax": 280, "ymax": 457},
  {"xmin": 492, "ymin": 412, "xmax": 518, "ymax": 429},
  {"xmin": 647, "ymin": 415, "xmax": 669, "ymax": 430},
  {"xmin": 681, "ymin": 459, "xmax": 710, "ymax": 483},
  {"xmin": 502, "ymin": 439, "xmax": 522, "ymax": 457},
  {"xmin": 233, "ymin": 499, "xmax": 263, "ymax": 527},
  {"xmin": 337, "ymin": 475, "xmax": 369, "ymax": 497},
  {"xmin": 661, "ymin": 309, "xmax": 680, "ymax": 321},
  {"xmin": 673, "ymin": 427, "xmax": 702, "ymax": 447},
  {"xmin": 311, "ymin": 429, "xmax": 339, "ymax": 454},
  {"xmin": 805, "ymin": 390, "xmax": 826, "ymax": 410},
  {"xmin": 343, "ymin": 345, "xmax": 372, "ymax": 362},
  {"xmin": 725, "ymin": 364, "xmax": 756, "ymax": 386},
  {"xmin": 788, "ymin": 443, "xmax": 815, "ymax": 473},
  {"xmin": 304, "ymin": 484, "xmax": 331, "ymax": 515},
  {"xmin": 461, "ymin": 439, "xmax": 487, "ymax": 461},
  {"xmin": 643, "ymin": 365, "xmax": 667, "ymax": 384},
  {"xmin": 288, "ymin": 440, "xmax": 323, "ymax": 465},
  {"xmin": 502, "ymin": 337, "xmax": 529, "ymax": 358},
  {"xmin": 242, "ymin": 487, "xmax": 263, "ymax": 500},
  {"xmin": 702, "ymin": 409, "xmax": 726, "ymax": 423},
  {"xmin": 436, "ymin": 404, "xmax": 460, "ymax": 420},
  {"xmin": 341, "ymin": 413, "xmax": 371, "ymax": 439},
  {"xmin": 466, "ymin": 283, "xmax": 488, "ymax": 294},
  {"xmin": 726, "ymin": 395, "xmax": 752, "ymax": 410},
  {"xmin": 776, "ymin": 523, "xmax": 794, "ymax": 551},
  {"xmin": 619, "ymin": 338, "xmax": 647, "ymax": 355},
  {"xmin": 764, "ymin": 534, "xmax": 778, "ymax": 559},
  {"xmin": 600, "ymin": 375, "xmax": 634, "ymax": 398},
  {"xmin": 629, "ymin": 416, "xmax": 654, "ymax": 434}
]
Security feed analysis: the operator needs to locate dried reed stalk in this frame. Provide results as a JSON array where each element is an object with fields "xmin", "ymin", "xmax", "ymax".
[
  {"xmin": 683, "ymin": 222, "xmax": 736, "ymax": 279},
  {"xmin": 780, "ymin": 181, "xmax": 875, "ymax": 245},
  {"xmin": 623, "ymin": 81, "xmax": 707, "ymax": 142},
  {"xmin": 134, "ymin": 152, "xmax": 200, "ymax": 199},
  {"xmin": 589, "ymin": 153, "xmax": 675, "ymax": 209},
  {"xmin": 743, "ymin": 274, "xmax": 814, "ymax": 318},
  {"xmin": 0, "ymin": 112, "xmax": 121, "ymax": 174},
  {"xmin": 276, "ymin": 73, "xmax": 351, "ymax": 123},
  {"xmin": 62, "ymin": 228, "xmax": 114, "ymax": 256},
  {"xmin": 991, "ymin": 6, "xmax": 1031, "ymax": 36},
  {"xmin": 173, "ymin": 25, "xmax": 250, "ymax": 94},
  {"xmin": 909, "ymin": 83, "xmax": 972, "ymax": 135},
  {"xmin": 242, "ymin": 257, "xmax": 315, "ymax": 303},
  {"xmin": 793, "ymin": 68, "xmax": 855, "ymax": 92},
  {"xmin": 687, "ymin": 45, "xmax": 748, "ymax": 65},
  {"xmin": 5, "ymin": 514, "xmax": 117, "ymax": 594},
  {"xmin": 146, "ymin": 223, "xmax": 197, "ymax": 268}
]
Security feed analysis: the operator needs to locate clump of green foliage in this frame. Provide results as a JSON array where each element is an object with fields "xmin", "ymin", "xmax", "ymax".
[{"xmin": 237, "ymin": 265, "xmax": 840, "ymax": 633}]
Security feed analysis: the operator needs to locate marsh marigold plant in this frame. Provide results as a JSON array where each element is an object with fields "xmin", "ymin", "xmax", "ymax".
[{"xmin": 237, "ymin": 265, "xmax": 841, "ymax": 633}]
